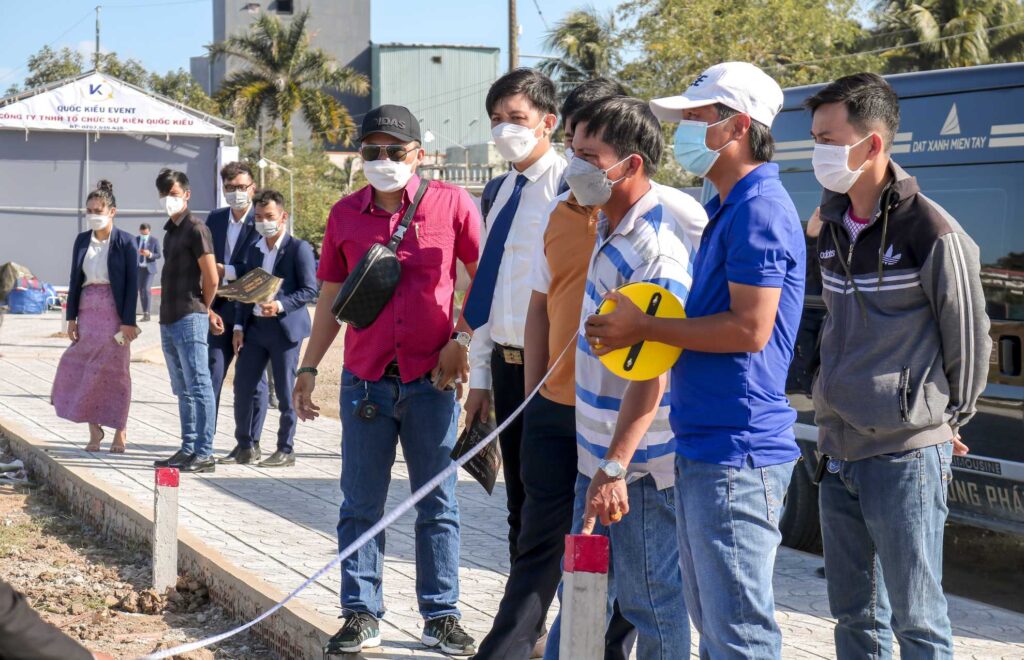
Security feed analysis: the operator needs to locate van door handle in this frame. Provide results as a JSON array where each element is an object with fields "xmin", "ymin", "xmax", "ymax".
[{"xmin": 998, "ymin": 336, "xmax": 1021, "ymax": 376}]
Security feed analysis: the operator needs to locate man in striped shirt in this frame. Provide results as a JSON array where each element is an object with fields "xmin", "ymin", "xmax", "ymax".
[{"xmin": 543, "ymin": 96, "xmax": 707, "ymax": 659}]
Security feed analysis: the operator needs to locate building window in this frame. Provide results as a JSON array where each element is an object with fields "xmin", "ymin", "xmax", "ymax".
[
  {"xmin": 432, "ymin": 55, "xmax": 442, "ymax": 64},
  {"xmin": 276, "ymin": 0, "xmax": 294, "ymax": 14}
]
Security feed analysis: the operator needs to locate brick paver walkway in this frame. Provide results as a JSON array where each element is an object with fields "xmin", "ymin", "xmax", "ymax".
[{"xmin": 2, "ymin": 311, "xmax": 1023, "ymax": 658}]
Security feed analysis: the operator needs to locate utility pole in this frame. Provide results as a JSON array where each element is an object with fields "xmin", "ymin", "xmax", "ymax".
[
  {"xmin": 94, "ymin": 5, "xmax": 101, "ymax": 71},
  {"xmin": 508, "ymin": 0, "xmax": 518, "ymax": 71},
  {"xmin": 257, "ymin": 124, "xmax": 265, "ymax": 187}
]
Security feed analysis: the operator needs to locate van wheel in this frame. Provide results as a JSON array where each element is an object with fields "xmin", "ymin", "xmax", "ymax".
[{"xmin": 780, "ymin": 460, "xmax": 822, "ymax": 552}]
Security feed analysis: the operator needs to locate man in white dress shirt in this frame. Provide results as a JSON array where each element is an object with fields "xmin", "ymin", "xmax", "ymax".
[{"xmin": 463, "ymin": 68, "xmax": 567, "ymax": 565}]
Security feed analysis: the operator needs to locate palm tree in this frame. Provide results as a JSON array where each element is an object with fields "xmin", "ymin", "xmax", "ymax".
[
  {"xmin": 208, "ymin": 9, "xmax": 369, "ymax": 156},
  {"xmin": 538, "ymin": 6, "xmax": 621, "ymax": 90},
  {"xmin": 874, "ymin": 0, "xmax": 1024, "ymax": 72}
]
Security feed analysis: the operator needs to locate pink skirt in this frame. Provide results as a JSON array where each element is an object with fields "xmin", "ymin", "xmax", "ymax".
[{"xmin": 52, "ymin": 284, "xmax": 132, "ymax": 430}]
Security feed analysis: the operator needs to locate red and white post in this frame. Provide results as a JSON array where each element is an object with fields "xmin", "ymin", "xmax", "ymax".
[
  {"xmin": 559, "ymin": 534, "xmax": 610, "ymax": 659},
  {"xmin": 153, "ymin": 467, "xmax": 179, "ymax": 592}
]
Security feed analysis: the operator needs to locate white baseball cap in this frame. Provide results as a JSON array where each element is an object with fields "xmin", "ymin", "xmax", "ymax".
[{"xmin": 650, "ymin": 62, "xmax": 785, "ymax": 128}]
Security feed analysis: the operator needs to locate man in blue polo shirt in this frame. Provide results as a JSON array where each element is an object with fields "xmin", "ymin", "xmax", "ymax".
[{"xmin": 585, "ymin": 62, "xmax": 805, "ymax": 658}]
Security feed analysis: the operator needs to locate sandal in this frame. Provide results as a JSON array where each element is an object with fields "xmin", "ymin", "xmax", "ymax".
[
  {"xmin": 85, "ymin": 425, "xmax": 105, "ymax": 452},
  {"xmin": 110, "ymin": 431, "xmax": 126, "ymax": 454}
]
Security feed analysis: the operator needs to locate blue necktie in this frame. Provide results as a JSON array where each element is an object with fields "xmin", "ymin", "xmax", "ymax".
[{"xmin": 463, "ymin": 174, "xmax": 529, "ymax": 329}]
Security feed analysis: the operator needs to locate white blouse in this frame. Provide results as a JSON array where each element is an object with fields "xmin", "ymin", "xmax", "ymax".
[{"xmin": 82, "ymin": 234, "xmax": 111, "ymax": 285}]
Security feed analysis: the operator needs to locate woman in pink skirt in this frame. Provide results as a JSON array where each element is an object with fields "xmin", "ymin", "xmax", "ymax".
[{"xmin": 53, "ymin": 180, "xmax": 139, "ymax": 453}]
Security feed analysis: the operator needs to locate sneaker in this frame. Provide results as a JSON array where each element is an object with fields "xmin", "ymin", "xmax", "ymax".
[
  {"xmin": 325, "ymin": 612, "xmax": 380, "ymax": 655},
  {"xmin": 422, "ymin": 615, "xmax": 476, "ymax": 656}
]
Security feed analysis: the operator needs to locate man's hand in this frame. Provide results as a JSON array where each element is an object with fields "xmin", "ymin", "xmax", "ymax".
[
  {"xmin": 259, "ymin": 302, "xmax": 280, "ymax": 317},
  {"xmin": 119, "ymin": 325, "xmax": 139, "ymax": 343},
  {"xmin": 140, "ymin": 249, "xmax": 151, "ymax": 258},
  {"xmin": 584, "ymin": 290, "xmax": 649, "ymax": 355},
  {"xmin": 433, "ymin": 340, "xmax": 469, "ymax": 394},
  {"xmin": 233, "ymin": 329, "xmax": 244, "ymax": 355},
  {"xmin": 209, "ymin": 311, "xmax": 225, "ymax": 336},
  {"xmin": 953, "ymin": 433, "xmax": 969, "ymax": 456},
  {"xmin": 216, "ymin": 263, "xmax": 226, "ymax": 279},
  {"xmin": 806, "ymin": 207, "xmax": 823, "ymax": 239},
  {"xmin": 293, "ymin": 372, "xmax": 320, "ymax": 421},
  {"xmin": 580, "ymin": 470, "xmax": 629, "ymax": 534},
  {"xmin": 464, "ymin": 388, "xmax": 491, "ymax": 423},
  {"xmin": 67, "ymin": 319, "xmax": 79, "ymax": 343}
]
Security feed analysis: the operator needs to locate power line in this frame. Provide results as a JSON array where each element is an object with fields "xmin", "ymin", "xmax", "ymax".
[
  {"xmin": 102, "ymin": 0, "xmax": 208, "ymax": 8},
  {"xmin": 531, "ymin": 0, "xmax": 550, "ymax": 30},
  {"xmin": 0, "ymin": 8, "xmax": 95, "ymax": 86},
  {"xmin": 767, "ymin": 17, "xmax": 1024, "ymax": 71}
]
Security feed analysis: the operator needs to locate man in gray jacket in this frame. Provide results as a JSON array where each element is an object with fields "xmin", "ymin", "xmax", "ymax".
[{"xmin": 807, "ymin": 73, "xmax": 990, "ymax": 659}]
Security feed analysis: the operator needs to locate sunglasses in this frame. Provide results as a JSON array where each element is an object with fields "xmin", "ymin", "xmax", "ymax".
[{"xmin": 360, "ymin": 144, "xmax": 416, "ymax": 162}]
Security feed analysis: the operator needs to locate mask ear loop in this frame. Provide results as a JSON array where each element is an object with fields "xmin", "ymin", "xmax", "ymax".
[{"xmin": 605, "ymin": 154, "xmax": 635, "ymax": 185}]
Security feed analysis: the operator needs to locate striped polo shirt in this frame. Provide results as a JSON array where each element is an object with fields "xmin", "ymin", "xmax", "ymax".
[{"xmin": 575, "ymin": 184, "xmax": 707, "ymax": 489}]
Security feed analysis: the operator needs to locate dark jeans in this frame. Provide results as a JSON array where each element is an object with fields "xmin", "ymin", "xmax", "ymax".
[
  {"xmin": 491, "ymin": 347, "xmax": 525, "ymax": 563},
  {"xmin": 476, "ymin": 394, "xmax": 636, "ymax": 660},
  {"xmin": 137, "ymin": 267, "xmax": 153, "ymax": 314}
]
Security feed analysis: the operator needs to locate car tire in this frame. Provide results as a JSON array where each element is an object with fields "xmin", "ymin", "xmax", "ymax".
[{"xmin": 780, "ymin": 459, "xmax": 822, "ymax": 552}]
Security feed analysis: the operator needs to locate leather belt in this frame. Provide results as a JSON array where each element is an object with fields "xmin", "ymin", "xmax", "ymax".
[
  {"xmin": 494, "ymin": 343, "xmax": 524, "ymax": 366},
  {"xmin": 382, "ymin": 361, "xmax": 401, "ymax": 378}
]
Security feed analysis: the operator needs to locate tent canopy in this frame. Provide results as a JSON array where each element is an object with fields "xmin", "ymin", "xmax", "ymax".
[{"xmin": 0, "ymin": 71, "xmax": 233, "ymax": 138}]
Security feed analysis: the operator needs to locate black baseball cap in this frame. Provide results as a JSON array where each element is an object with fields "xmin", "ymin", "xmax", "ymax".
[{"xmin": 358, "ymin": 104, "xmax": 421, "ymax": 144}]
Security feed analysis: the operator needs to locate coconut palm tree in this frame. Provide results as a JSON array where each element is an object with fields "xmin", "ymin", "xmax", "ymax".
[
  {"xmin": 875, "ymin": 0, "xmax": 1024, "ymax": 71},
  {"xmin": 208, "ymin": 9, "xmax": 369, "ymax": 156},
  {"xmin": 538, "ymin": 5, "xmax": 621, "ymax": 90}
]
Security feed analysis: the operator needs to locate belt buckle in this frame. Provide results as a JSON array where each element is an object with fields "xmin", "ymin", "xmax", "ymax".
[{"xmin": 502, "ymin": 347, "xmax": 523, "ymax": 365}]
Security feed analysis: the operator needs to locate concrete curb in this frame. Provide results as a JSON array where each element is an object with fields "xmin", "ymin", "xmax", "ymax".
[{"xmin": 0, "ymin": 416, "xmax": 338, "ymax": 659}]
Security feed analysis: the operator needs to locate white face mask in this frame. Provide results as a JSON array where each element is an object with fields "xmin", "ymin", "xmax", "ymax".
[
  {"xmin": 161, "ymin": 195, "xmax": 186, "ymax": 217},
  {"xmin": 492, "ymin": 120, "xmax": 545, "ymax": 163},
  {"xmin": 564, "ymin": 154, "xmax": 630, "ymax": 207},
  {"xmin": 362, "ymin": 158, "xmax": 414, "ymax": 193},
  {"xmin": 226, "ymin": 190, "xmax": 250, "ymax": 210},
  {"xmin": 86, "ymin": 214, "xmax": 110, "ymax": 231},
  {"xmin": 812, "ymin": 134, "xmax": 873, "ymax": 194},
  {"xmin": 256, "ymin": 220, "xmax": 282, "ymax": 237}
]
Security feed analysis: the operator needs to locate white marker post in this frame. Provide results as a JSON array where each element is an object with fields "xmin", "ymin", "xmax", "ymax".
[
  {"xmin": 153, "ymin": 467, "xmax": 179, "ymax": 592},
  {"xmin": 559, "ymin": 534, "xmax": 610, "ymax": 659}
]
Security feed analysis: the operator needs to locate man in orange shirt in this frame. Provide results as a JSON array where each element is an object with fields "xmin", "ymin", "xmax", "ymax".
[{"xmin": 473, "ymin": 79, "xmax": 635, "ymax": 660}]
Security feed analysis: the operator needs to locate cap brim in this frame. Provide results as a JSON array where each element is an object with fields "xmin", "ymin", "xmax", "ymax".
[
  {"xmin": 358, "ymin": 128, "xmax": 420, "ymax": 144},
  {"xmin": 649, "ymin": 96, "xmax": 717, "ymax": 121}
]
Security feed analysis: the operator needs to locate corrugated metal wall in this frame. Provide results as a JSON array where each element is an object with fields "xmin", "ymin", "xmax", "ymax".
[{"xmin": 371, "ymin": 44, "xmax": 499, "ymax": 151}]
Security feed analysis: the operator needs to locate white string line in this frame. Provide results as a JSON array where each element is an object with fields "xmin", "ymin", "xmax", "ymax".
[{"xmin": 138, "ymin": 334, "xmax": 578, "ymax": 659}]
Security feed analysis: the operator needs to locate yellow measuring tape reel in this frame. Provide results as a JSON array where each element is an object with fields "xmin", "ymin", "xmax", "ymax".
[{"xmin": 595, "ymin": 282, "xmax": 685, "ymax": 381}]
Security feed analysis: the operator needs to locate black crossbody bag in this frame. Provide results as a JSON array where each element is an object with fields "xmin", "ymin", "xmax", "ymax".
[{"xmin": 331, "ymin": 179, "xmax": 429, "ymax": 328}]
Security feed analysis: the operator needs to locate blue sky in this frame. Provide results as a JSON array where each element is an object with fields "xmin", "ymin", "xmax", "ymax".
[{"xmin": 0, "ymin": 0, "xmax": 620, "ymax": 91}]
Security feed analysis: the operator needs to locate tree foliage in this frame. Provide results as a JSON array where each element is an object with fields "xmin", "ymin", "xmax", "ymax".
[
  {"xmin": 618, "ymin": 0, "xmax": 882, "ymax": 102},
  {"xmin": 207, "ymin": 9, "xmax": 369, "ymax": 156},
  {"xmin": 873, "ymin": 0, "xmax": 1024, "ymax": 72},
  {"xmin": 539, "ymin": 6, "xmax": 623, "ymax": 91},
  {"xmin": 149, "ymin": 69, "xmax": 219, "ymax": 116}
]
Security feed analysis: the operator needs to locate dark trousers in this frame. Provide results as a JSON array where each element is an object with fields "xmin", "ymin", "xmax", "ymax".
[
  {"xmin": 137, "ymin": 267, "xmax": 153, "ymax": 314},
  {"xmin": 233, "ymin": 318, "xmax": 300, "ymax": 452},
  {"xmin": 491, "ymin": 347, "xmax": 526, "ymax": 563},
  {"xmin": 209, "ymin": 301, "xmax": 267, "ymax": 443},
  {"xmin": 475, "ymin": 395, "xmax": 636, "ymax": 660}
]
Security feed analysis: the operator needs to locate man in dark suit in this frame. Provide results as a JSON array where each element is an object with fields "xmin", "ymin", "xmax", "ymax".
[
  {"xmin": 205, "ymin": 161, "xmax": 268, "ymax": 464},
  {"xmin": 135, "ymin": 223, "xmax": 160, "ymax": 322},
  {"xmin": 230, "ymin": 189, "xmax": 318, "ymax": 467}
]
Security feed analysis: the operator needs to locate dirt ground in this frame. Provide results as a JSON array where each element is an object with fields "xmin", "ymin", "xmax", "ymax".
[{"xmin": 0, "ymin": 448, "xmax": 275, "ymax": 659}]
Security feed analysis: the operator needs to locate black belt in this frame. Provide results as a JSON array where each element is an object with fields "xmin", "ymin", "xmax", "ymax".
[
  {"xmin": 382, "ymin": 361, "xmax": 401, "ymax": 378},
  {"xmin": 494, "ymin": 343, "xmax": 524, "ymax": 366}
]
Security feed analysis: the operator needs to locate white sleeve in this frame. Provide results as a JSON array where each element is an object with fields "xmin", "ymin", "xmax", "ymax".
[
  {"xmin": 468, "ymin": 319, "xmax": 494, "ymax": 389},
  {"xmin": 529, "ymin": 197, "xmax": 560, "ymax": 294},
  {"xmin": 224, "ymin": 264, "xmax": 238, "ymax": 281}
]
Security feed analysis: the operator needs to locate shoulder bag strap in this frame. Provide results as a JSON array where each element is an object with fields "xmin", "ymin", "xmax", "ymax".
[{"xmin": 385, "ymin": 179, "xmax": 430, "ymax": 252}]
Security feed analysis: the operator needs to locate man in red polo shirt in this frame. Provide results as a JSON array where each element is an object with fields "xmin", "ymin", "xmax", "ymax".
[{"xmin": 293, "ymin": 105, "xmax": 480, "ymax": 656}]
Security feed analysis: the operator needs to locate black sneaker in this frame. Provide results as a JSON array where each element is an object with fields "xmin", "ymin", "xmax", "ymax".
[
  {"xmin": 325, "ymin": 612, "xmax": 380, "ymax": 655},
  {"xmin": 422, "ymin": 615, "xmax": 476, "ymax": 656}
]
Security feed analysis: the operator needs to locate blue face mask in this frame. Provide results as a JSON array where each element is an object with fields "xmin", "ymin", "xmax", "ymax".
[{"xmin": 673, "ymin": 117, "xmax": 735, "ymax": 177}]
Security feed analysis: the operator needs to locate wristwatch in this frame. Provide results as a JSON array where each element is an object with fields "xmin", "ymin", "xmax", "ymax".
[
  {"xmin": 452, "ymin": 331, "xmax": 472, "ymax": 349},
  {"xmin": 598, "ymin": 459, "xmax": 627, "ymax": 480}
]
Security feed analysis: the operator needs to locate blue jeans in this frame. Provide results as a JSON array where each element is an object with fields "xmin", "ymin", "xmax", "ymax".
[
  {"xmin": 674, "ymin": 454, "xmax": 795, "ymax": 659},
  {"xmin": 160, "ymin": 313, "xmax": 216, "ymax": 459},
  {"xmin": 820, "ymin": 442, "xmax": 954, "ymax": 660},
  {"xmin": 337, "ymin": 369, "xmax": 461, "ymax": 621},
  {"xmin": 545, "ymin": 473, "xmax": 688, "ymax": 660}
]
